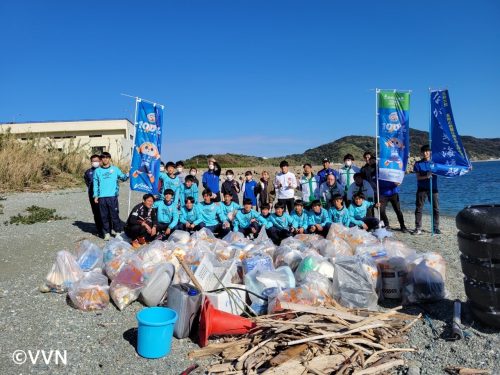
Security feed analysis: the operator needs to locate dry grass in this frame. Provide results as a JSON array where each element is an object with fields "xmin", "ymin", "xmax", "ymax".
[{"xmin": 0, "ymin": 132, "xmax": 129, "ymax": 192}]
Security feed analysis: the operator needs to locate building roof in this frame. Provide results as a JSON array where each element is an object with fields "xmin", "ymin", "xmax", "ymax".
[{"xmin": 0, "ymin": 118, "xmax": 133, "ymax": 125}]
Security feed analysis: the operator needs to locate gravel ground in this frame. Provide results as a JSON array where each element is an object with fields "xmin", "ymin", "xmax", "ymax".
[{"xmin": 0, "ymin": 187, "xmax": 498, "ymax": 375}]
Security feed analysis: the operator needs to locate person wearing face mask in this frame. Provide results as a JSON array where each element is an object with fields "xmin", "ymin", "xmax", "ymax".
[
  {"xmin": 189, "ymin": 168, "xmax": 199, "ymax": 186},
  {"xmin": 157, "ymin": 162, "xmax": 167, "ymax": 199},
  {"xmin": 338, "ymin": 154, "xmax": 360, "ymax": 200},
  {"xmin": 84, "ymin": 154, "xmax": 103, "ymax": 235},
  {"xmin": 175, "ymin": 161, "xmax": 187, "ymax": 184},
  {"xmin": 202, "ymin": 157, "xmax": 221, "ymax": 202},
  {"xmin": 221, "ymin": 169, "xmax": 241, "ymax": 204}
]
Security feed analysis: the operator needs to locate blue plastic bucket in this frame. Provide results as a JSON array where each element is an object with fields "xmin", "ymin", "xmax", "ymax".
[{"xmin": 136, "ymin": 307, "xmax": 178, "ymax": 359}]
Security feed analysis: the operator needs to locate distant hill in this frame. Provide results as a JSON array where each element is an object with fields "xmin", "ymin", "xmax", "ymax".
[{"xmin": 184, "ymin": 128, "xmax": 500, "ymax": 167}]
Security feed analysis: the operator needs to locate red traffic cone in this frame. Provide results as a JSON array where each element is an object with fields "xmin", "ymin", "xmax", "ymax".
[{"xmin": 198, "ymin": 298, "xmax": 256, "ymax": 347}]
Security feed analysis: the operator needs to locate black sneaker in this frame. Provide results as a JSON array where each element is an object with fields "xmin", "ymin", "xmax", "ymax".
[
  {"xmin": 433, "ymin": 229, "xmax": 442, "ymax": 234},
  {"xmin": 400, "ymin": 227, "xmax": 409, "ymax": 233}
]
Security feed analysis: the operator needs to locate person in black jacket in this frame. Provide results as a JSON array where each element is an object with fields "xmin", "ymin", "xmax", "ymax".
[
  {"xmin": 124, "ymin": 194, "xmax": 158, "ymax": 248},
  {"xmin": 221, "ymin": 169, "xmax": 241, "ymax": 203},
  {"xmin": 83, "ymin": 154, "xmax": 103, "ymax": 236}
]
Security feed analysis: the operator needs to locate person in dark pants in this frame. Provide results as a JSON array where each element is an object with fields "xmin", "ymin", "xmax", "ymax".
[
  {"xmin": 413, "ymin": 145, "xmax": 440, "ymax": 235},
  {"xmin": 93, "ymin": 152, "xmax": 128, "ymax": 241},
  {"xmin": 124, "ymin": 194, "xmax": 157, "ymax": 248},
  {"xmin": 267, "ymin": 202, "xmax": 294, "ymax": 245},
  {"xmin": 202, "ymin": 157, "xmax": 222, "ymax": 202},
  {"xmin": 84, "ymin": 154, "xmax": 103, "ymax": 236},
  {"xmin": 378, "ymin": 179, "xmax": 408, "ymax": 232},
  {"xmin": 233, "ymin": 198, "xmax": 267, "ymax": 238},
  {"xmin": 274, "ymin": 160, "xmax": 297, "ymax": 214},
  {"xmin": 348, "ymin": 192, "xmax": 380, "ymax": 231}
]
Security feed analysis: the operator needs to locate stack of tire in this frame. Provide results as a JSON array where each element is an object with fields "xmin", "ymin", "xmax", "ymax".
[{"xmin": 456, "ymin": 205, "xmax": 500, "ymax": 328}]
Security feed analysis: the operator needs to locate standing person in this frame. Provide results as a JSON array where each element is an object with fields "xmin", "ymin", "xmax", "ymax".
[
  {"xmin": 360, "ymin": 152, "xmax": 377, "ymax": 191},
  {"xmin": 93, "ymin": 152, "xmax": 128, "ymax": 241},
  {"xmin": 338, "ymin": 154, "xmax": 360, "ymax": 200},
  {"xmin": 175, "ymin": 161, "xmax": 188, "ymax": 184},
  {"xmin": 317, "ymin": 158, "xmax": 339, "ymax": 186},
  {"xmin": 255, "ymin": 171, "xmax": 276, "ymax": 211},
  {"xmin": 157, "ymin": 161, "xmax": 166, "ymax": 199},
  {"xmin": 319, "ymin": 174, "xmax": 344, "ymax": 208},
  {"xmin": 242, "ymin": 171, "xmax": 258, "ymax": 209},
  {"xmin": 274, "ymin": 160, "xmax": 297, "ymax": 213},
  {"xmin": 160, "ymin": 161, "xmax": 181, "ymax": 204},
  {"xmin": 378, "ymin": 179, "xmax": 408, "ymax": 232},
  {"xmin": 202, "ymin": 157, "xmax": 221, "ymax": 202},
  {"xmin": 299, "ymin": 163, "xmax": 320, "ymax": 210},
  {"xmin": 413, "ymin": 145, "xmax": 440, "ymax": 235},
  {"xmin": 84, "ymin": 154, "xmax": 103, "ymax": 236},
  {"xmin": 124, "ymin": 194, "xmax": 157, "ymax": 248},
  {"xmin": 221, "ymin": 169, "xmax": 241, "ymax": 204},
  {"xmin": 189, "ymin": 167, "xmax": 200, "ymax": 186}
]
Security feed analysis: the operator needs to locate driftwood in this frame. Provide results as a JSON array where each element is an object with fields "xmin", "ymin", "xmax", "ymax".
[
  {"xmin": 444, "ymin": 366, "xmax": 492, "ymax": 375},
  {"xmin": 190, "ymin": 303, "xmax": 421, "ymax": 375}
]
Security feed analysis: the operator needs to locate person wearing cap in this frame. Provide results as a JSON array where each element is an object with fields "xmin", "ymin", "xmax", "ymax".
[
  {"xmin": 274, "ymin": 160, "xmax": 297, "ymax": 214},
  {"xmin": 298, "ymin": 163, "xmax": 320, "ymax": 210},
  {"xmin": 317, "ymin": 158, "xmax": 339, "ymax": 186},
  {"xmin": 412, "ymin": 145, "xmax": 440, "ymax": 235},
  {"xmin": 159, "ymin": 161, "xmax": 181, "ymax": 205},
  {"xmin": 202, "ymin": 157, "xmax": 222, "ymax": 202},
  {"xmin": 338, "ymin": 154, "xmax": 360, "ymax": 200},
  {"xmin": 93, "ymin": 152, "xmax": 129, "ymax": 240}
]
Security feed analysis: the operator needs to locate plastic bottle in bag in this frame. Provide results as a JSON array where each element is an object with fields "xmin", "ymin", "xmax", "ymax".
[{"xmin": 76, "ymin": 240, "xmax": 103, "ymax": 272}]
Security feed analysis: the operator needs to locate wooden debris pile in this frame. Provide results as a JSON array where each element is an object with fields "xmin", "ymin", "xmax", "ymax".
[{"xmin": 189, "ymin": 302, "xmax": 421, "ymax": 375}]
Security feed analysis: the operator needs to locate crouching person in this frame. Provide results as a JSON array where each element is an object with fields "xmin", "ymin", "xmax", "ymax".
[
  {"xmin": 179, "ymin": 197, "xmax": 203, "ymax": 233},
  {"xmin": 124, "ymin": 194, "xmax": 158, "ymax": 248},
  {"xmin": 291, "ymin": 199, "xmax": 309, "ymax": 234},
  {"xmin": 267, "ymin": 202, "xmax": 294, "ymax": 245},
  {"xmin": 233, "ymin": 198, "xmax": 267, "ymax": 239},
  {"xmin": 308, "ymin": 200, "xmax": 332, "ymax": 237},
  {"xmin": 153, "ymin": 189, "xmax": 179, "ymax": 240},
  {"xmin": 348, "ymin": 192, "xmax": 380, "ymax": 231},
  {"xmin": 198, "ymin": 189, "xmax": 231, "ymax": 237},
  {"xmin": 328, "ymin": 194, "xmax": 351, "ymax": 227}
]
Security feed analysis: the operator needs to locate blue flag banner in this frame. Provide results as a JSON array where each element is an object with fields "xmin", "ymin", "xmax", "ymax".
[
  {"xmin": 130, "ymin": 100, "xmax": 163, "ymax": 194},
  {"xmin": 377, "ymin": 90, "xmax": 411, "ymax": 183},
  {"xmin": 430, "ymin": 90, "xmax": 471, "ymax": 177}
]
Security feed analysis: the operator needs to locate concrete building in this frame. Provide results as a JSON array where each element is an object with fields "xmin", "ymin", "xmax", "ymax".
[{"xmin": 0, "ymin": 118, "xmax": 135, "ymax": 161}]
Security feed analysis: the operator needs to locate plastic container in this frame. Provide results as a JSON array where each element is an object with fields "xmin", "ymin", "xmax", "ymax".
[{"xmin": 136, "ymin": 307, "xmax": 178, "ymax": 359}]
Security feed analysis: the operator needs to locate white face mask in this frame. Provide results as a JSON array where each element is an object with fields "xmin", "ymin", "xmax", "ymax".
[
  {"xmin": 176, "ymin": 167, "xmax": 183, "ymax": 173},
  {"xmin": 190, "ymin": 170, "xmax": 196, "ymax": 176},
  {"xmin": 160, "ymin": 167, "xmax": 165, "ymax": 172},
  {"xmin": 208, "ymin": 164, "xmax": 215, "ymax": 170},
  {"xmin": 227, "ymin": 175, "xmax": 234, "ymax": 181},
  {"xmin": 91, "ymin": 162, "xmax": 100, "ymax": 168},
  {"xmin": 345, "ymin": 160, "xmax": 352, "ymax": 167}
]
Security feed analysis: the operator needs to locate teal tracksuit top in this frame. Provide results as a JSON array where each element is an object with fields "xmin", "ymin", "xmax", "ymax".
[
  {"xmin": 179, "ymin": 183, "xmax": 199, "ymax": 207},
  {"xmin": 329, "ymin": 206, "xmax": 351, "ymax": 226},
  {"xmin": 291, "ymin": 211, "xmax": 309, "ymax": 230},
  {"xmin": 233, "ymin": 209, "xmax": 267, "ymax": 231},
  {"xmin": 180, "ymin": 205, "xmax": 203, "ymax": 225},
  {"xmin": 348, "ymin": 200, "xmax": 374, "ymax": 226},
  {"xmin": 153, "ymin": 199, "xmax": 179, "ymax": 229},
  {"xmin": 269, "ymin": 212, "xmax": 293, "ymax": 230},
  {"xmin": 308, "ymin": 208, "xmax": 331, "ymax": 227},
  {"xmin": 198, "ymin": 202, "xmax": 227, "ymax": 227},
  {"xmin": 93, "ymin": 166, "xmax": 128, "ymax": 198}
]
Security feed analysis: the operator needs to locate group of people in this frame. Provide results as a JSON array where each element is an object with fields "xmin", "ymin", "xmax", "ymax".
[{"xmin": 85, "ymin": 145, "xmax": 440, "ymax": 247}]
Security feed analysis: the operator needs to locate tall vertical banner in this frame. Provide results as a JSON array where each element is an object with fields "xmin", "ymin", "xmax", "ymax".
[
  {"xmin": 377, "ymin": 90, "xmax": 411, "ymax": 183},
  {"xmin": 130, "ymin": 99, "xmax": 163, "ymax": 194},
  {"xmin": 430, "ymin": 89, "xmax": 471, "ymax": 177}
]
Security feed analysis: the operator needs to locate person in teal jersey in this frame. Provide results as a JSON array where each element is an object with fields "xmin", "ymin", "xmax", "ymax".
[
  {"xmin": 233, "ymin": 198, "xmax": 268, "ymax": 237},
  {"xmin": 348, "ymin": 192, "xmax": 380, "ymax": 231},
  {"xmin": 308, "ymin": 200, "xmax": 332, "ymax": 237},
  {"xmin": 220, "ymin": 191, "xmax": 241, "ymax": 227},
  {"xmin": 259, "ymin": 204, "xmax": 273, "ymax": 229},
  {"xmin": 153, "ymin": 189, "xmax": 179, "ymax": 240},
  {"xmin": 328, "ymin": 194, "xmax": 351, "ymax": 227},
  {"xmin": 290, "ymin": 200, "xmax": 309, "ymax": 234},
  {"xmin": 179, "ymin": 197, "xmax": 204, "ymax": 233},
  {"xmin": 267, "ymin": 202, "xmax": 294, "ymax": 245},
  {"xmin": 198, "ymin": 189, "xmax": 230, "ymax": 237},
  {"xmin": 159, "ymin": 161, "xmax": 181, "ymax": 204},
  {"xmin": 179, "ymin": 175, "xmax": 199, "ymax": 207},
  {"xmin": 93, "ymin": 152, "xmax": 128, "ymax": 240}
]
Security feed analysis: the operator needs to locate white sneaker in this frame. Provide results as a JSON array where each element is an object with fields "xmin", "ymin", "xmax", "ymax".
[
  {"xmin": 104, "ymin": 233, "xmax": 111, "ymax": 241},
  {"xmin": 412, "ymin": 229, "xmax": 422, "ymax": 235},
  {"xmin": 111, "ymin": 230, "xmax": 117, "ymax": 236}
]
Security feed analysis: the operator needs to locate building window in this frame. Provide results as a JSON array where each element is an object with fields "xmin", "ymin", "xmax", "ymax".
[
  {"xmin": 89, "ymin": 134, "xmax": 102, "ymax": 138},
  {"xmin": 92, "ymin": 146, "xmax": 106, "ymax": 155}
]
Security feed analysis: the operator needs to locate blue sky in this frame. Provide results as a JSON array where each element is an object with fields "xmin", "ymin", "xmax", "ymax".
[{"xmin": 1, "ymin": 1, "xmax": 499, "ymax": 160}]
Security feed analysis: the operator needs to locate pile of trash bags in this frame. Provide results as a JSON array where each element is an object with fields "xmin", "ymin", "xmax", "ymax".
[{"xmin": 40, "ymin": 225, "xmax": 447, "ymax": 313}]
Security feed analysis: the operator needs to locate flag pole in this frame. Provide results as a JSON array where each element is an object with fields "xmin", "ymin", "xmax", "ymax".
[
  {"xmin": 128, "ymin": 97, "xmax": 140, "ymax": 215},
  {"xmin": 375, "ymin": 88, "xmax": 381, "ymax": 224},
  {"xmin": 428, "ymin": 88, "xmax": 434, "ymax": 236}
]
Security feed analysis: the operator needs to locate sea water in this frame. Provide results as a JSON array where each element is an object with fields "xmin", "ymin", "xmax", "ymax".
[{"xmin": 397, "ymin": 160, "xmax": 500, "ymax": 216}]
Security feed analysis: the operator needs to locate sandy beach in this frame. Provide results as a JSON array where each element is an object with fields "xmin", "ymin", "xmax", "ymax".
[{"xmin": 0, "ymin": 187, "xmax": 498, "ymax": 375}]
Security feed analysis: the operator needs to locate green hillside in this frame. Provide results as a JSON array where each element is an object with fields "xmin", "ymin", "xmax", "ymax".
[{"xmin": 184, "ymin": 128, "xmax": 500, "ymax": 167}]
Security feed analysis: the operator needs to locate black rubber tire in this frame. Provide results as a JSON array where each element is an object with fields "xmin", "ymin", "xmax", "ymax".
[
  {"xmin": 460, "ymin": 256, "xmax": 500, "ymax": 284},
  {"xmin": 458, "ymin": 231, "xmax": 500, "ymax": 260},
  {"xmin": 464, "ymin": 278, "xmax": 500, "ymax": 310},
  {"xmin": 469, "ymin": 303, "xmax": 500, "ymax": 329},
  {"xmin": 456, "ymin": 205, "xmax": 500, "ymax": 235}
]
